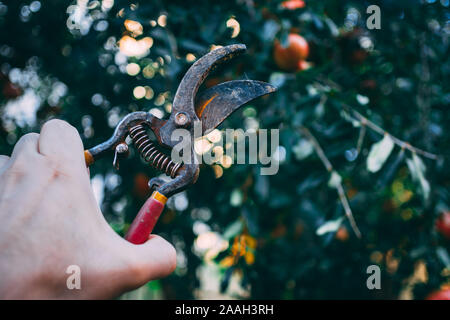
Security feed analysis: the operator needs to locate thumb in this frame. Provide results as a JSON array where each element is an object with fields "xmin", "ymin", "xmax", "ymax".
[{"xmin": 124, "ymin": 235, "xmax": 177, "ymax": 289}]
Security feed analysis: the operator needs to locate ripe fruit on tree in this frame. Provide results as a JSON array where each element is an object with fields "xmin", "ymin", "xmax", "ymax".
[
  {"xmin": 436, "ymin": 211, "xmax": 450, "ymax": 240},
  {"xmin": 338, "ymin": 28, "xmax": 369, "ymax": 65},
  {"xmin": 360, "ymin": 79, "xmax": 377, "ymax": 91},
  {"xmin": 425, "ymin": 288, "xmax": 450, "ymax": 300},
  {"xmin": 2, "ymin": 81, "xmax": 22, "ymax": 99},
  {"xmin": 133, "ymin": 173, "xmax": 150, "ymax": 199},
  {"xmin": 335, "ymin": 227, "xmax": 349, "ymax": 242},
  {"xmin": 281, "ymin": 0, "xmax": 305, "ymax": 10},
  {"xmin": 273, "ymin": 33, "xmax": 309, "ymax": 72},
  {"xmin": 297, "ymin": 59, "xmax": 311, "ymax": 71},
  {"xmin": 350, "ymin": 49, "xmax": 368, "ymax": 65}
]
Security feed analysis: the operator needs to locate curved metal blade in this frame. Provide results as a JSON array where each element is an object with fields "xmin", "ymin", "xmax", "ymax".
[
  {"xmin": 195, "ymin": 80, "xmax": 276, "ymax": 134},
  {"xmin": 159, "ymin": 44, "xmax": 248, "ymax": 147},
  {"xmin": 172, "ymin": 44, "xmax": 247, "ymax": 120}
]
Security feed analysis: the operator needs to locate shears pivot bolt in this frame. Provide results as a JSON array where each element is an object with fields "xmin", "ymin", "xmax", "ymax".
[
  {"xmin": 175, "ymin": 112, "xmax": 190, "ymax": 127},
  {"xmin": 112, "ymin": 142, "xmax": 129, "ymax": 170}
]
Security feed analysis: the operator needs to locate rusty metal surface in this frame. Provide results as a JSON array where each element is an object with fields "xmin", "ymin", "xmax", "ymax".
[
  {"xmin": 85, "ymin": 44, "xmax": 276, "ymax": 198},
  {"xmin": 87, "ymin": 111, "xmax": 165, "ymax": 160},
  {"xmin": 195, "ymin": 80, "xmax": 276, "ymax": 134},
  {"xmin": 158, "ymin": 44, "xmax": 247, "ymax": 148}
]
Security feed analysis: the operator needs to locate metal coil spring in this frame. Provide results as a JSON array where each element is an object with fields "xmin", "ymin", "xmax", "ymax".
[{"xmin": 129, "ymin": 124, "xmax": 182, "ymax": 178}]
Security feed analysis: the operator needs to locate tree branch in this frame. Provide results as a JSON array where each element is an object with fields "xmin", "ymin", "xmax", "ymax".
[
  {"xmin": 342, "ymin": 104, "xmax": 441, "ymax": 161},
  {"xmin": 311, "ymin": 77, "xmax": 443, "ymax": 161},
  {"xmin": 298, "ymin": 126, "xmax": 362, "ymax": 238}
]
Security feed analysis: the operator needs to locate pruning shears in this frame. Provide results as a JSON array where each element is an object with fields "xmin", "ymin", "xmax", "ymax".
[{"xmin": 83, "ymin": 44, "xmax": 276, "ymax": 244}]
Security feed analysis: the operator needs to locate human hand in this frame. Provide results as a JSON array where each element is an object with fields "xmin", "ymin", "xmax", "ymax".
[{"xmin": 0, "ymin": 120, "xmax": 176, "ymax": 299}]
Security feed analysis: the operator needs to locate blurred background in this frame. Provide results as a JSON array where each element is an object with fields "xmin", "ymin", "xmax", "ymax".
[{"xmin": 0, "ymin": 0, "xmax": 449, "ymax": 300}]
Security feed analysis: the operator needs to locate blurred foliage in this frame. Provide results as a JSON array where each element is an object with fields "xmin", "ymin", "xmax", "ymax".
[{"xmin": 0, "ymin": 0, "xmax": 449, "ymax": 299}]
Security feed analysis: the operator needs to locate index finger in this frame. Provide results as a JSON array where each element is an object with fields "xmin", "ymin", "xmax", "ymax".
[
  {"xmin": 0, "ymin": 155, "xmax": 10, "ymax": 175},
  {"xmin": 0, "ymin": 155, "xmax": 9, "ymax": 167},
  {"xmin": 38, "ymin": 119, "xmax": 86, "ymax": 172}
]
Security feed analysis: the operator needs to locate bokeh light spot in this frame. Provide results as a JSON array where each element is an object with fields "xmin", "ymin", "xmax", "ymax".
[
  {"xmin": 133, "ymin": 86, "xmax": 146, "ymax": 99},
  {"xmin": 126, "ymin": 62, "xmax": 140, "ymax": 76},
  {"xmin": 226, "ymin": 17, "xmax": 240, "ymax": 38}
]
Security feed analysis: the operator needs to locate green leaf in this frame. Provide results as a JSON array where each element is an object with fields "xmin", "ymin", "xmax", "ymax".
[
  {"xmin": 230, "ymin": 189, "xmax": 243, "ymax": 207},
  {"xmin": 262, "ymin": 20, "xmax": 280, "ymax": 42},
  {"xmin": 328, "ymin": 171, "xmax": 342, "ymax": 189},
  {"xmin": 406, "ymin": 153, "xmax": 430, "ymax": 201},
  {"xmin": 147, "ymin": 280, "xmax": 161, "ymax": 292},
  {"xmin": 269, "ymin": 72, "xmax": 286, "ymax": 88},
  {"xmin": 293, "ymin": 139, "xmax": 313, "ymax": 160},
  {"xmin": 316, "ymin": 217, "xmax": 344, "ymax": 236},
  {"xmin": 436, "ymin": 247, "xmax": 450, "ymax": 268},
  {"xmin": 324, "ymin": 17, "xmax": 339, "ymax": 37},
  {"xmin": 279, "ymin": 29, "xmax": 289, "ymax": 47},
  {"xmin": 366, "ymin": 134, "xmax": 394, "ymax": 173},
  {"xmin": 223, "ymin": 220, "xmax": 243, "ymax": 240},
  {"xmin": 356, "ymin": 94, "xmax": 369, "ymax": 105},
  {"xmin": 340, "ymin": 110, "xmax": 361, "ymax": 127}
]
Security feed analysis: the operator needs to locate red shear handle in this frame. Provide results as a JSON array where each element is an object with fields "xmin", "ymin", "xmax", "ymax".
[{"xmin": 125, "ymin": 191, "xmax": 167, "ymax": 244}]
